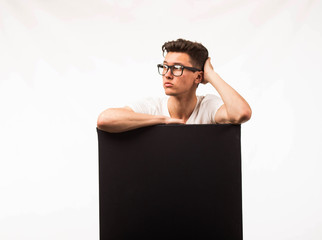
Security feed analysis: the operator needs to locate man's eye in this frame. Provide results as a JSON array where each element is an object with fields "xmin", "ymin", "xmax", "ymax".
[{"xmin": 173, "ymin": 65, "xmax": 182, "ymax": 70}]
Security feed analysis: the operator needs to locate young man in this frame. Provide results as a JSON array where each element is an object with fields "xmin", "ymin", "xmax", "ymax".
[{"xmin": 97, "ymin": 39, "xmax": 251, "ymax": 133}]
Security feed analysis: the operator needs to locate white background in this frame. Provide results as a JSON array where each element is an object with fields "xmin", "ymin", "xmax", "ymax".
[{"xmin": 1, "ymin": 0, "xmax": 322, "ymax": 239}]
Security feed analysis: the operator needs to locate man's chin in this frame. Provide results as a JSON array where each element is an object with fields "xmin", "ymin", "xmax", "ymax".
[
  {"xmin": 165, "ymin": 92, "xmax": 176, "ymax": 96},
  {"xmin": 164, "ymin": 89, "xmax": 176, "ymax": 96}
]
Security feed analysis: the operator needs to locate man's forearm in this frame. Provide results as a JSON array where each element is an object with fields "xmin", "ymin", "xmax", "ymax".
[
  {"xmin": 97, "ymin": 108, "xmax": 184, "ymax": 133},
  {"xmin": 97, "ymin": 108, "xmax": 167, "ymax": 133}
]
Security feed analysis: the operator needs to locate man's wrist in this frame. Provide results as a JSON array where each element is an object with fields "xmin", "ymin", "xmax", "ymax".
[
  {"xmin": 153, "ymin": 115, "xmax": 168, "ymax": 124},
  {"xmin": 206, "ymin": 70, "xmax": 220, "ymax": 85}
]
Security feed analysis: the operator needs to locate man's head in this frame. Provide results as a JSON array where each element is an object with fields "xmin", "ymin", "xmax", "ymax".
[
  {"xmin": 162, "ymin": 39, "xmax": 208, "ymax": 70},
  {"xmin": 160, "ymin": 39, "xmax": 208, "ymax": 97}
]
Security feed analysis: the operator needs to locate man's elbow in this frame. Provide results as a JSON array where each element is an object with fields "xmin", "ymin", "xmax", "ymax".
[
  {"xmin": 97, "ymin": 109, "xmax": 116, "ymax": 130},
  {"xmin": 97, "ymin": 116, "xmax": 107, "ymax": 130},
  {"xmin": 239, "ymin": 107, "xmax": 252, "ymax": 123},
  {"xmin": 231, "ymin": 107, "xmax": 252, "ymax": 124}
]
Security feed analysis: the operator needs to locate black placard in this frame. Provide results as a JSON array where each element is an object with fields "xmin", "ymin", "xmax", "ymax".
[{"xmin": 97, "ymin": 124, "xmax": 242, "ymax": 240}]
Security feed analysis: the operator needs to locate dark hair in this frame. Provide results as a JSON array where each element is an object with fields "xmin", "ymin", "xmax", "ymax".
[{"xmin": 162, "ymin": 38, "xmax": 208, "ymax": 70}]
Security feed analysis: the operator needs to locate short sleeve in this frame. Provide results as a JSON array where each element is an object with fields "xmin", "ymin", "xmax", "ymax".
[
  {"xmin": 126, "ymin": 97, "xmax": 164, "ymax": 115},
  {"xmin": 200, "ymin": 94, "xmax": 224, "ymax": 124}
]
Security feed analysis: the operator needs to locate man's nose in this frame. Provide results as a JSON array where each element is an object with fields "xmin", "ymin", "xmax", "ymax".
[{"xmin": 164, "ymin": 68, "xmax": 174, "ymax": 79}]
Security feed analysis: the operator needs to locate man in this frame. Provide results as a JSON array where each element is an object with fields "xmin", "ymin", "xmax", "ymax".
[{"xmin": 97, "ymin": 39, "xmax": 251, "ymax": 133}]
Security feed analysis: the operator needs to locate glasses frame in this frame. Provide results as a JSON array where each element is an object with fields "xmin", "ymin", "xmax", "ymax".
[{"xmin": 157, "ymin": 64, "xmax": 202, "ymax": 77}]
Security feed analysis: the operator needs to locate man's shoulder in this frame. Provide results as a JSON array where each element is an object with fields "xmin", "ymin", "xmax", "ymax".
[
  {"xmin": 127, "ymin": 96, "xmax": 168, "ymax": 115},
  {"xmin": 197, "ymin": 94, "xmax": 224, "ymax": 113},
  {"xmin": 198, "ymin": 94, "xmax": 222, "ymax": 102},
  {"xmin": 140, "ymin": 96, "xmax": 168, "ymax": 106}
]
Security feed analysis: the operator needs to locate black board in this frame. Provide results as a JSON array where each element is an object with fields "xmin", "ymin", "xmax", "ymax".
[{"xmin": 97, "ymin": 124, "xmax": 242, "ymax": 240}]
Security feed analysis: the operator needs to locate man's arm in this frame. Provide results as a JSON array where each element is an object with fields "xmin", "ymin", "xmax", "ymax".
[
  {"xmin": 97, "ymin": 107, "xmax": 184, "ymax": 133},
  {"xmin": 203, "ymin": 58, "xmax": 252, "ymax": 124}
]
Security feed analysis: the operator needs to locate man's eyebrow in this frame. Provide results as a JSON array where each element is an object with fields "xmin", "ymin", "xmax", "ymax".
[{"xmin": 163, "ymin": 61, "xmax": 184, "ymax": 65}]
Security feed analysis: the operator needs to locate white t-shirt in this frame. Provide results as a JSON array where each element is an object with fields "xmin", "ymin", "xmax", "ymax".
[{"xmin": 128, "ymin": 94, "xmax": 224, "ymax": 124}]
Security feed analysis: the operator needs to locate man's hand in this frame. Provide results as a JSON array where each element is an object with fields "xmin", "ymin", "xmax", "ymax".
[
  {"xmin": 202, "ymin": 57, "xmax": 215, "ymax": 85},
  {"xmin": 164, "ymin": 117, "xmax": 185, "ymax": 125}
]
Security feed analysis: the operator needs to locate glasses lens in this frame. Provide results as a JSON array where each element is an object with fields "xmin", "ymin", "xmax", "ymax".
[
  {"xmin": 158, "ymin": 64, "xmax": 167, "ymax": 75},
  {"xmin": 172, "ymin": 65, "xmax": 183, "ymax": 76}
]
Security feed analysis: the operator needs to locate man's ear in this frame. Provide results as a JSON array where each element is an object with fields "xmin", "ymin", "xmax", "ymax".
[{"xmin": 195, "ymin": 72, "xmax": 203, "ymax": 84}]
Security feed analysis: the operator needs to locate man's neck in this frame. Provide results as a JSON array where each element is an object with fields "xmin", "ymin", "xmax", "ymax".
[{"xmin": 167, "ymin": 94, "xmax": 197, "ymax": 123}]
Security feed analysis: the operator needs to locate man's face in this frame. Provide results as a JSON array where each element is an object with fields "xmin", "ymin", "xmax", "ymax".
[{"xmin": 162, "ymin": 52, "xmax": 201, "ymax": 97}]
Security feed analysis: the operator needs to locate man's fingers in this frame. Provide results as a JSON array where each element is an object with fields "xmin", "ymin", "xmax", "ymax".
[
  {"xmin": 165, "ymin": 117, "xmax": 185, "ymax": 124},
  {"xmin": 170, "ymin": 118, "xmax": 185, "ymax": 124}
]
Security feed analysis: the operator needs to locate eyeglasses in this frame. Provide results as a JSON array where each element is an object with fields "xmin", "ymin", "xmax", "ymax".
[{"xmin": 157, "ymin": 64, "xmax": 202, "ymax": 77}]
